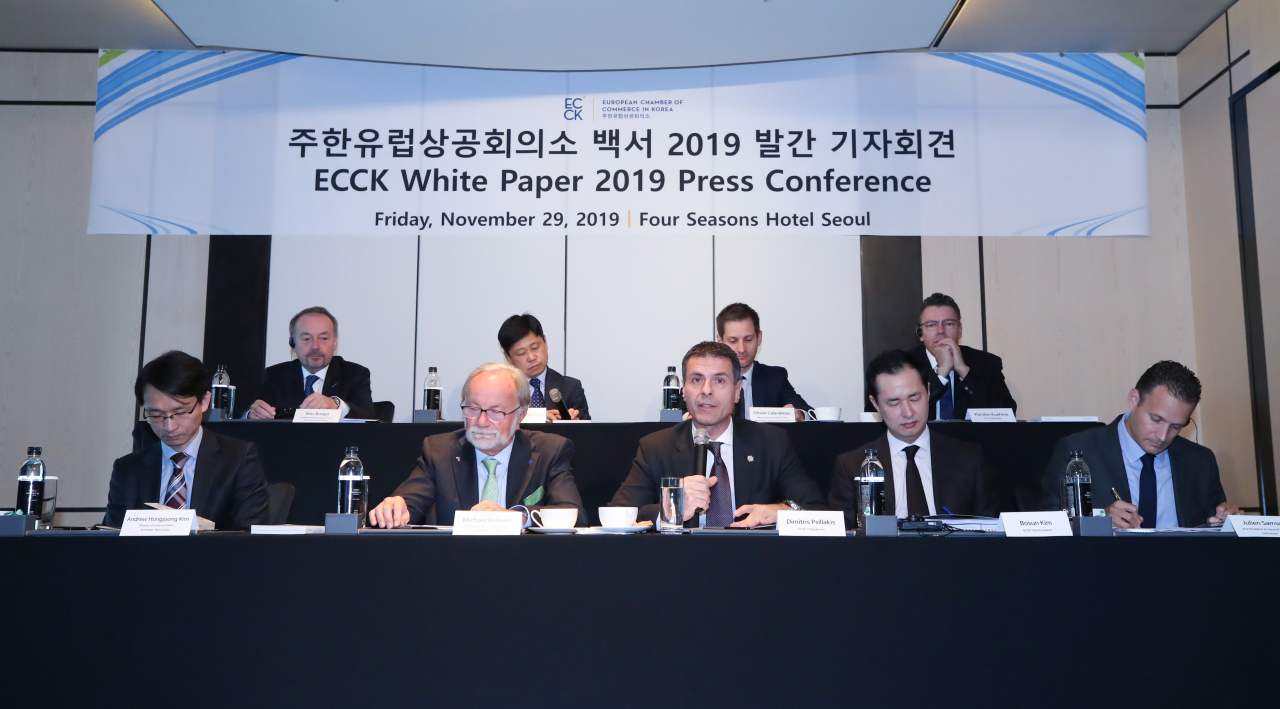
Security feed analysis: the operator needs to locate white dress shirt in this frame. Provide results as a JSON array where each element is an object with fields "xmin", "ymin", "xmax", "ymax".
[
  {"xmin": 923, "ymin": 349, "xmax": 955, "ymax": 420},
  {"xmin": 886, "ymin": 426, "xmax": 936, "ymax": 517},
  {"xmin": 740, "ymin": 364, "xmax": 755, "ymax": 411},
  {"xmin": 475, "ymin": 438, "xmax": 516, "ymax": 507},
  {"xmin": 302, "ymin": 364, "xmax": 350, "ymax": 418},
  {"xmin": 158, "ymin": 426, "xmax": 203, "ymax": 505},
  {"xmin": 694, "ymin": 419, "xmax": 736, "ymax": 526}
]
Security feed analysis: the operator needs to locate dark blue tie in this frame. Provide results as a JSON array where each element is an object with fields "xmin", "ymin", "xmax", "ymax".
[
  {"xmin": 530, "ymin": 377, "xmax": 544, "ymax": 408},
  {"xmin": 304, "ymin": 374, "xmax": 319, "ymax": 397},
  {"xmin": 938, "ymin": 373, "xmax": 955, "ymax": 420},
  {"xmin": 1138, "ymin": 453, "xmax": 1157, "ymax": 528},
  {"xmin": 705, "ymin": 441, "xmax": 733, "ymax": 527}
]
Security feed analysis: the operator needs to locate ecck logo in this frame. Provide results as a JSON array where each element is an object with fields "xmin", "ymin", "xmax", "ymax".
[{"xmin": 564, "ymin": 97, "xmax": 583, "ymax": 120}]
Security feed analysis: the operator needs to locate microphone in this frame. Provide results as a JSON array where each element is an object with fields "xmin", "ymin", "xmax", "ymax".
[
  {"xmin": 692, "ymin": 427, "xmax": 710, "ymax": 519},
  {"xmin": 548, "ymin": 388, "xmax": 572, "ymax": 419}
]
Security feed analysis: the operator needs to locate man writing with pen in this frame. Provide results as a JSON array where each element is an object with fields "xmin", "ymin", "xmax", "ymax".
[{"xmin": 1041, "ymin": 361, "xmax": 1240, "ymax": 528}]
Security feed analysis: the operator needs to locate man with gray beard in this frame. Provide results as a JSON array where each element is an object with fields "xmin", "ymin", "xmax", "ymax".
[{"xmin": 368, "ymin": 362, "xmax": 584, "ymax": 527}]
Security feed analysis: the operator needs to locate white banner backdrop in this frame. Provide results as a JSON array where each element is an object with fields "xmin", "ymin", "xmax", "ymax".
[{"xmin": 88, "ymin": 50, "xmax": 1150, "ymax": 237}]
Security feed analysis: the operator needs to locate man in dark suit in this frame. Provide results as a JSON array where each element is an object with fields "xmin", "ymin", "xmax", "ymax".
[
  {"xmin": 829, "ymin": 349, "xmax": 999, "ymax": 528},
  {"xmin": 1040, "ymin": 361, "xmax": 1240, "ymax": 528},
  {"xmin": 104, "ymin": 351, "xmax": 269, "ymax": 530},
  {"xmin": 248, "ymin": 306, "xmax": 375, "ymax": 420},
  {"xmin": 717, "ymin": 303, "xmax": 812, "ymax": 422},
  {"xmin": 368, "ymin": 362, "xmax": 584, "ymax": 527},
  {"xmin": 908, "ymin": 292, "xmax": 1016, "ymax": 421},
  {"xmin": 608, "ymin": 341, "xmax": 825, "ymax": 528},
  {"xmin": 499, "ymin": 313, "xmax": 590, "ymax": 421}
]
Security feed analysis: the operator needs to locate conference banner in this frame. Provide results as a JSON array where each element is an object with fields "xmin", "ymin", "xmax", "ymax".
[{"xmin": 88, "ymin": 50, "xmax": 1150, "ymax": 237}]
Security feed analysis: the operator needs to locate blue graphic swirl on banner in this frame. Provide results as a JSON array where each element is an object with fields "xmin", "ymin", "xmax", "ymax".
[
  {"xmin": 938, "ymin": 53, "xmax": 1146, "ymax": 140},
  {"xmin": 95, "ymin": 50, "xmax": 299, "ymax": 141},
  {"xmin": 99, "ymin": 206, "xmax": 201, "ymax": 235}
]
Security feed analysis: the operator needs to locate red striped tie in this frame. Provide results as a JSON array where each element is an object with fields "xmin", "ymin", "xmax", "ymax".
[{"xmin": 164, "ymin": 452, "xmax": 189, "ymax": 509}]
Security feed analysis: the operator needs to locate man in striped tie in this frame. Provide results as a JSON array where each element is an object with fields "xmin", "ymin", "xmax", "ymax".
[{"xmin": 103, "ymin": 351, "xmax": 270, "ymax": 530}]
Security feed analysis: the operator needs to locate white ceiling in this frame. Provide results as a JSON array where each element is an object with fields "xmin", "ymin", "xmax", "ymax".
[{"xmin": 0, "ymin": 0, "xmax": 1240, "ymax": 67}]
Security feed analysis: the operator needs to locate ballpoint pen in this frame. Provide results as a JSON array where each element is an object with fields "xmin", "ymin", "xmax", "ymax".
[{"xmin": 1111, "ymin": 487, "xmax": 1126, "ymax": 503}]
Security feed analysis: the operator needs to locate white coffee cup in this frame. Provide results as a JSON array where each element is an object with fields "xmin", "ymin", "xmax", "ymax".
[
  {"xmin": 530, "ymin": 508, "xmax": 578, "ymax": 529},
  {"xmin": 599, "ymin": 507, "xmax": 638, "ymax": 527},
  {"xmin": 815, "ymin": 406, "xmax": 842, "ymax": 421}
]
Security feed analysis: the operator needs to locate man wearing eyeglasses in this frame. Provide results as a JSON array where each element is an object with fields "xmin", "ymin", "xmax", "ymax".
[
  {"xmin": 104, "ymin": 351, "xmax": 270, "ymax": 530},
  {"xmin": 368, "ymin": 362, "xmax": 584, "ymax": 528},
  {"xmin": 908, "ymin": 292, "xmax": 1017, "ymax": 421}
]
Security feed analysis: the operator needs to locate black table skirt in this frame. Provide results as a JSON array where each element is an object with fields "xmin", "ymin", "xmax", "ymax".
[
  {"xmin": 203, "ymin": 420, "xmax": 1100, "ymax": 525},
  {"xmin": 13, "ymin": 534, "xmax": 1278, "ymax": 706}
]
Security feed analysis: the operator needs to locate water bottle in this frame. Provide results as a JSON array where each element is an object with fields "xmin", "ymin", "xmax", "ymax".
[
  {"xmin": 856, "ymin": 449, "xmax": 885, "ymax": 527},
  {"xmin": 422, "ymin": 367, "xmax": 442, "ymax": 412},
  {"xmin": 211, "ymin": 365, "xmax": 232, "ymax": 419},
  {"xmin": 1061, "ymin": 450, "xmax": 1093, "ymax": 518},
  {"xmin": 337, "ymin": 446, "xmax": 369, "ymax": 524},
  {"xmin": 662, "ymin": 366, "xmax": 681, "ymax": 409},
  {"xmin": 16, "ymin": 447, "xmax": 46, "ymax": 523}
]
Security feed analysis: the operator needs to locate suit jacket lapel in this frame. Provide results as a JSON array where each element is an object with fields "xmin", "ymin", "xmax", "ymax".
[
  {"xmin": 190, "ymin": 430, "xmax": 220, "ymax": 513},
  {"xmin": 543, "ymin": 368, "xmax": 562, "ymax": 399},
  {"xmin": 1167, "ymin": 442, "xmax": 1193, "ymax": 526},
  {"xmin": 505, "ymin": 432, "xmax": 535, "ymax": 508},
  {"xmin": 323, "ymin": 358, "xmax": 342, "ymax": 397},
  {"xmin": 141, "ymin": 444, "xmax": 163, "ymax": 504},
  {"xmin": 289, "ymin": 361, "xmax": 305, "ymax": 404},
  {"xmin": 731, "ymin": 419, "xmax": 756, "ymax": 503},
  {"xmin": 1105, "ymin": 420, "xmax": 1133, "ymax": 502},
  {"xmin": 453, "ymin": 435, "xmax": 479, "ymax": 509},
  {"xmin": 874, "ymin": 434, "xmax": 896, "ymax": 517}
]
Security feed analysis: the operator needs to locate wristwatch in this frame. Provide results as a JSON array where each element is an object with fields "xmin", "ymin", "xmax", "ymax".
[{"xmin": 781, "ymin": 500, "xmax": 803, "ymax": 511}]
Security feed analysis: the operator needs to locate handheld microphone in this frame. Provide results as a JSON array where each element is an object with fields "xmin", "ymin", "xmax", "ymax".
[
  {"xmin": 548, "ymin": 388, "xmax": 572, "ymax": 419},
  {"xmin": 692, "ymin": 427, "xmax": 710, "ymax": 519}
]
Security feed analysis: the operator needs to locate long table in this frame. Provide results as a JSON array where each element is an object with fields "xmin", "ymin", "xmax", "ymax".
[
  {"xmin": 206, "ymin": 420, "xmax": 1101, "ymax": 525},
  {"xmin": 13, "ymin": 534, "xmax": 1278, "ymax": 705}
]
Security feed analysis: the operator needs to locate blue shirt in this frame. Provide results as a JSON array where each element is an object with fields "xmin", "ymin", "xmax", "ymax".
[
  {"xmin": 1117, "ymin": 413, "xmax": 1178, "ymax": 528},
  {"xmin": 158, "ymin": 426, "xmax": 203, "ymax": 507}
]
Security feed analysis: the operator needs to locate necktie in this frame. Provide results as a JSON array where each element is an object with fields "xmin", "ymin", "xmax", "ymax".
[
  {"xmin": 164, "ymin": 452, "xmax": 189, "ymax": 510},
  {"xmin": 304, "ymin": 374, "xmax": 320, "ymax": 397},
  {"xmin": 938, "ymin": 373, "xmax": 955, "ymax": 420},
  {"xmin": 530, "ymin": 377, "xmax": 544, "ymax": 408},
  {"xmin": 903, "ymin": 445, "xmax": 929, "ymax": 516},
  {"xmin": 481, "ymin": 458, "xmax": 501, "ymax": 504},
  {"xmin": 705, "ymin": 441, "xmax": 733, "ymax": 526},
  {"xmin": 1138, "ymin": 453, "xmax": 1157, "ymax": 528}
]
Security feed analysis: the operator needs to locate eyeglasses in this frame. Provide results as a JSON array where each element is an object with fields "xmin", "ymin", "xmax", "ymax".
[
  {"xmin": 461, "ymin": 405, "xmax": 521, "ymax": 423},
  {"xmin": 920, "ymin": 319, "xmax": 961, "ymax": 332},
  {"xmin": 142, "ymin": 402, "xmax": 200, "ymax": 425}
]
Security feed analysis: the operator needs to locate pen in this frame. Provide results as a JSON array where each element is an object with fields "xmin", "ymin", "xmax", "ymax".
[
  {"xmin": 942, "ymin": 507, "xmax": 955, "ymax": 515},
  {"xmin": 1111, "ymin": 487, "xmax": 1126, "ymax": 503}
]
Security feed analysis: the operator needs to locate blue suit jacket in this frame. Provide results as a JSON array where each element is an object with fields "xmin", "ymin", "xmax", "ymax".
[{"xmin": 735, "ymin": 361, "xmax": 811, "ymax": 416}]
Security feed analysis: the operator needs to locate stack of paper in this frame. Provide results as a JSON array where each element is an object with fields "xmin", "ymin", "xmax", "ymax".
[{"xmin": 251, "ymin": 524, "xmax": 325, "ymax": 534}]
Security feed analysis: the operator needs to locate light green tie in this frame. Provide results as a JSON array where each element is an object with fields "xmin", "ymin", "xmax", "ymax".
[{"xmin": 481, "ymin": 458, "xmax": 501, "ymax": 504}]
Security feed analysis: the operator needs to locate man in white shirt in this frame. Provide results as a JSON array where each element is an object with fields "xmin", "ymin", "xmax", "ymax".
[
  {"xmin": 828, "ymin": 349, "xmax": 999, "ymax": 527},
  {"xmin": 716, "ymin": 302, "xmax": 811, "ymax": 421},
  {"xmin": 608, "ymin": 341, "xmax": 826, "ymax": 528},
  {"xmin": 909, "ymin": 292, "xmax": 1016, "ymax": 421}
]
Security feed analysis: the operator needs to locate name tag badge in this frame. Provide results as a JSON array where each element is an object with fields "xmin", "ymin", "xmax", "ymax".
[
  {"xmin": 777, "ymin": 510, "xmax": 845, "ymax": 536},
  {"xmin": 293, "ymin": 408, "xmax": 342, "ymax": 423},
  {"xmin": 120, "ymin": 509, "xmax": 196, "ymax": 536},
  {"xmin": 521, "ymin": 408, "xmax": 548, "ymax": 424},
  {"xmin": 452, "ymin": 511, "xmax": 524, "ymax": 535},
  {"xmin": 748, "ymin": 407, "xmax": 796, "ymax": 423},
  {"xmin": 1000, "ymin": 511, "xmax": 1072, "ymax": 537},
  {"xmin": 1222, "ymin": 515, "xmax": 1280, "ymax": 537},
  {"xmin": 965, "ymin": 408, "xmax": 1016, "ymax": 422}
]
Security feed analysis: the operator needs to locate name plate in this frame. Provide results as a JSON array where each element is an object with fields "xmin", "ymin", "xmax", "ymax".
[
  {"xmin": 749, "ymin": 407, "xmax": 796, "ymax": 423},
  {"xmin": 1000, "ymin": 511, "xmax": 1071, "ymax": 537},
  {"xmin": 966, "ymin": 408, "xmax": 1016, "ymax": 422},
  {"xmin": 293, "ymin": 408, "xmax": 342, "ymax": 423},
  {"xmin": 777, "ymin": 510, "xmax": 845, "ymax": 536},
  {"xmin": 1223, "ymin": 515, "xmax": 1280, "ymax": 537},
  {"xmin": 121, "ymin": 509, "xmax": 196, "ymax": 536},
  {"xmin": 452, "ymin": 511, "xmax": 524, "ymax": 535},
  {"xmin": 521, "ymin": 407, "xmax": 547, "ymax": 424}
]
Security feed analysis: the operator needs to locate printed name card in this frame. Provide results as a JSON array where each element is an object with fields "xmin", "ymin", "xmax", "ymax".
[
  {"xmin": 293, "ymin": 408, "xmax": 342, "ymax": 423},
  {"xmin": 1222, "ymin": 515, "xmax": 1280, "ymax": 537},
  {"xmin": 966, "ymin": 408, "xmax": 1017, "ymax": 422},
  {"xmin": 120, "ymin": 509, "xmax": 196, "ymax": 536},
  {"xmin": 521, "ymin": 408, "xmax": 548, "ymax": 424},
  {"xmin": 1000, "ymin": 511, "xmax": 1072, "ymax": 537},
  {"xmin": 777, "ymin": 510, "xmax": 845, "ymax": 536},
  {"xmin": 452, "ymin": 511, "xmax": 524, "ymax": 535},
  {"xmin": 749, "ymin": 407, "xmax": 797, "ymax": 423}
]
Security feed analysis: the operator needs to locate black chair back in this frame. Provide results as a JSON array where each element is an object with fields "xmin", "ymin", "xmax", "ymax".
[
  {"xmin": 373, "ymin": 401, "xmax": 395, "ymax": 423},
  {"xmin": 266, "ymin": 482, "xmax": 296, "ymax": 525}
]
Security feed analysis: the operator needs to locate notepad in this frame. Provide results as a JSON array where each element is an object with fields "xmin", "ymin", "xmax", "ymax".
[{"xmin": 251, "ymin": 525, "xmax": 325, "ymax": 534}]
